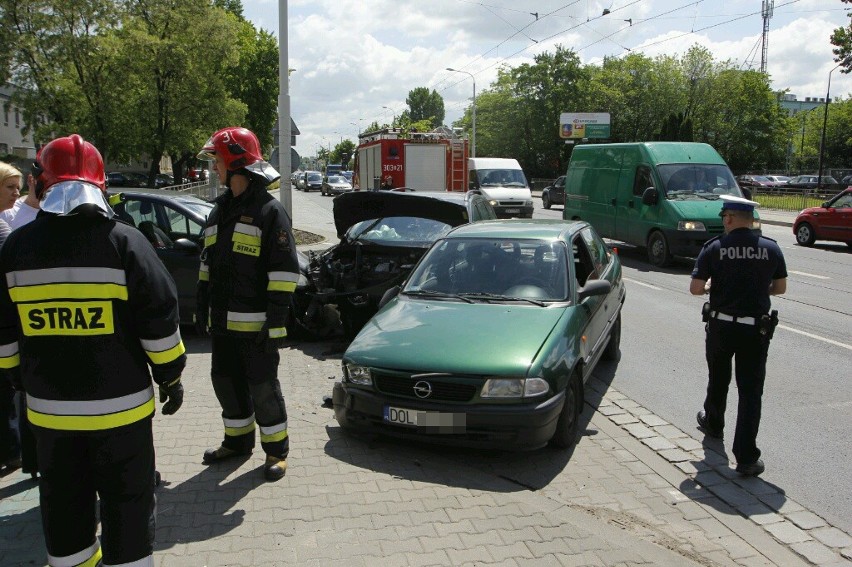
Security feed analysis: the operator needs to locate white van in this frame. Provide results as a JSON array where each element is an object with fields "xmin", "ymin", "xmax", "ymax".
[{"xmin": 468, "ymin": 158, "xmax": 533, "ymax": 218}]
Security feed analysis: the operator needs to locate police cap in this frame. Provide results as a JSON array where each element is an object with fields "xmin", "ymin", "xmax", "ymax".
[{"xmin": 719, "ymin": 194, "xmax": 759, "ymax": 214}]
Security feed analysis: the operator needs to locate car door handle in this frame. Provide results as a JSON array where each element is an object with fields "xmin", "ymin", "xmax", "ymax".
[
  {"xmin": 628, "ymin": 200, "xmax": 634, "ymax": 208},
  {"xmin": 611, "ymin": 198, "xmax": 617, "ymax": 206}
]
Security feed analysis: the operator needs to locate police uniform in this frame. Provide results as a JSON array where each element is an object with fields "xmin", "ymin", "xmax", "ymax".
[
  {"xmin": 0, "ymin": 163, "xmax": 186, "ymax": 564},
  {"xmin": 691, "ymin": 196, "xmax": 787, "ymax": 471},
  {"xmin": 198, "ymin": 173, "xmax": 299, "ymax": 464}
]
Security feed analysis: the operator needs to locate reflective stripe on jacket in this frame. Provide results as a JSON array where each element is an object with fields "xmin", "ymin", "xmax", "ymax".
[
  {"xmin": 0, "ymin": 212, "xmax": 186, "ymax": 431},
  {"xmin": 198, "ymin": 179, "xmax": 299, "ymax": 337}
]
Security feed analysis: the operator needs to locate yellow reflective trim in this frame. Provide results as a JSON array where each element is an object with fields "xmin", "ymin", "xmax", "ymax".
[
  {"xmin": 0, "ymin": 354, "xmax": 20, "ymax": 369},
  {"xmin": 267, "ymin": 281, "xmax": 296, "ymax": 292},
  {"xmin": 232, "ymin": 232, "xmax": 261, "ymax": 246},
  {"xmin": 227, "ymin": 320, "xmax": 265, "ymax": 332},
  {"xmin": 9, "ymin": 283, "xmax": 127, "ymax": 303},
  {"xmin": 81, "ymin": 547, "xmax": 103, "ymax": 567},
  {"xmin": 18, "ymin": 301, "xmax": 114, "ymax": 337},
  {"xmin": 199, "ymin": 270, "xmax": 209, "ymax": 281},
  {"xmin": 268, "ymin": 327, "xmax": 287, "ymax": 339},
  {"xmin": 260, "ymin": 429, "xmax": 288, "ymax": 443},
  {"xmin": 233, "ymin": 242, "xmax": 260, "ymax": 257},
  {"xmin": 204, "ymin": 234, "xmax": 217, "ymax": 247},
  {"xmin": 146, "ymin": 340, "xmax": 186, "ymax": 365},
  {"xmin": 28, "ymin": 398, "xmax": 155, "ymax": 431},
  {"xmin": 225, "ymin": 423, "xmax": 256, "ymax": 437}
]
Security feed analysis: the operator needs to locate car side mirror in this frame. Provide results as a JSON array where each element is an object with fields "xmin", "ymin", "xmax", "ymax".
[
  {"xmin": 378, "ymin": 285, "xmax": 400, "ymax": 309},
  {"xmin": 578, "ymin": 279, "xmax": 612, "ymax": 301},
  {"xmin": 821, "ymin": 201, "xmax": 830, "ymax": 208},
  {"xmin": 641, "ymin": 187, "xmax": 658, "ymax": 206},
  {"xmin": 741, "ymin": 187, "xmax": 753, "ymax": 200}
]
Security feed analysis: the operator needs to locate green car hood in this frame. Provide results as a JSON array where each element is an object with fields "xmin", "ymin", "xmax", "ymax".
[
  {"xmin": 345, "ymin": 298, "xmax": 567, "ymax": 375},
  {"xmin": 667, "ymin": 199, "xmax": 761, "ymax": 221}
]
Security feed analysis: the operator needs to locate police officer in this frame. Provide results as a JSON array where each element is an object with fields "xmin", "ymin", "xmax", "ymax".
[
  {"xmin": 0, "ymin": 134, "xmax": 186, "ymax": 566},
  {"xmin": 690, "ymin": 195, "xmax": 787, "ymax": 476},
  {"xmin": 196, "ymin": 126, "xmax": 298, "ymax": 482}
]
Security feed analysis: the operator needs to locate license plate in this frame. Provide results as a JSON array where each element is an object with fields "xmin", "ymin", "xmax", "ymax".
[
  {"xmin": 505, "ymin": 208, "xmax": 520, "ymax": 214},
  {"xmin": 383, "ymin": 405, "xmax": 466, "ymax": 431}
]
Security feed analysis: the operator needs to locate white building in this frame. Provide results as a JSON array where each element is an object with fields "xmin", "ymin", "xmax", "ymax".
[{"xmin": 0, "ymin": 84, "xmax": 37, "ymax": 159}]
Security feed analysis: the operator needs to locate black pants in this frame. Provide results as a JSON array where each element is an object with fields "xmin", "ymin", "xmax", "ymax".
[
  {"xmin": 211, "ymin": 335, "xmax": 289, "ymax": 459},
  {"xmin": 35, "ymin": 420, "xmax": 156, "ymax": 566},
  {"xmin": 0, "ymin": 378, "xmax": 19, "ymax": 466},
  {"xmin": 703, "ymin": 319, "xmax": 769, "ymax": 465}
]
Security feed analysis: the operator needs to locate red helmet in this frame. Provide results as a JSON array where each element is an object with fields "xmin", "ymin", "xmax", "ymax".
[
  {"xmin": 198, "ymin": 127, "xmax": 263, "ymax": 171},
  {"xmin": 34, "ymin": 134, "xmax": 106, "ymax": 198}
]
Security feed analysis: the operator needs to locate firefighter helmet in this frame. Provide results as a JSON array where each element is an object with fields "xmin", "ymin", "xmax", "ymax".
[
  {"xmin": 34, "ymin": 134, "xmax": 106, "ymax": 199},
  {"xmin": 197, "ymin": 127, "xmax": 263, "ymax": 171}
]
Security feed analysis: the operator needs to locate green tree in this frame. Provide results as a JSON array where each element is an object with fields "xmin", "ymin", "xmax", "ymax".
[
  {"xmin": 331, "ymin": 139, "xmax": 355, "ymax": 166},
  {"xmin": 830, "ymin": 0, "xmax": 852, "ymax": 72},
  {"xmin": 406, "ymin": 87, "xmax": 445, "ymax": 129}
]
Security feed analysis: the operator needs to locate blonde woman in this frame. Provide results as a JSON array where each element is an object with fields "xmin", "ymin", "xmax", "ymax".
[
  {"xmin": 0, "ymin": 162, "xmax": 22, "ymax": 218},
  {"xmin": 0, "ymin": 162, "xmax": 16, "ymax": 474}
]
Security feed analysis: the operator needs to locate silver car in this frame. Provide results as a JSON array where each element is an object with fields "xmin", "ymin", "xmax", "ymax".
[{"xmin": 321, "ymin": 175, "xmax": 353, "ymax": 196}]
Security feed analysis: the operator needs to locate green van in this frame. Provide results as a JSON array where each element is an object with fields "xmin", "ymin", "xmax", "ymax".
[{"xmin": 562, "ymin": 142, "xmax": 760, "ymax": 266}]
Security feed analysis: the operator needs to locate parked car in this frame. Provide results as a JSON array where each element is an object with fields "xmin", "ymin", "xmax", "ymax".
[
  {"xmin": 786, "ymin": 175, "xmax": 838, "ymax": 190},
  {"xmin": 110, "ymin": 190, "xmax": 213, "ymax": 325},
  {"xmin": 107, "ymin": 171, "xmax": 148, "ymax": 188},
  {"xmin": 321, "ymin": 175, "xmax": 353, "ymax": 196},
  {"xmin": 291, "ymin": 190, "xmax": 497, "ymax": 339},
  {"xmin": 155, "ymin": 173, "xmax": 175, "ymax": 188},
  {"xmin": 332, "ymin": 219, "xmax": 626, "ymax": 450},
  {"xmin": 764, "ymin": 175, "xmax": 791, "ymax": 185},
  {"xmin": 541, "ymin": 175, "xmax": 565, "ymax": 209},
  {"xmin": 793, "ymin": 188, "xmax": 852, "ymax": 247},
  {"xmin": 736, "ymin": 174, "xmax": 774, "ymax": 189}
]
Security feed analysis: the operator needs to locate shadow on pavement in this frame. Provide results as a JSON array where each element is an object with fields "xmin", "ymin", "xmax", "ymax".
[
  {"xmin": 0, "ymin": 504, "xmax": 43, "ymax": 566},
  {"xmin": 153, "ymin": 456, "xmax": 258, "ymax": 551}
]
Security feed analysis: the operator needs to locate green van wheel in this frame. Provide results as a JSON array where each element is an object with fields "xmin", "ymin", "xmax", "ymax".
[{"xmin": 647, "ymin": 231, "xmax": 672, "ymax": 267}]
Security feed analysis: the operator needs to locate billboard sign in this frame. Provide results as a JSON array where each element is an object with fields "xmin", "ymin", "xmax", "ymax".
[{"xmin": 560, "ymin": 113, "xmax": 611, "ymax": 139}]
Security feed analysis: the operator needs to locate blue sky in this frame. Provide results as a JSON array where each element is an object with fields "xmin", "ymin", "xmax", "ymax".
[{"xmin": 244, "ymin": 0, "xmax": 852, "ymax": 157}]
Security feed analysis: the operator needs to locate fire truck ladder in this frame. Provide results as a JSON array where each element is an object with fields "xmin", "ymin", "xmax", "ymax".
[{"xmin": 449, "ymin": 138, "xmax": 467, "ymax": 192}]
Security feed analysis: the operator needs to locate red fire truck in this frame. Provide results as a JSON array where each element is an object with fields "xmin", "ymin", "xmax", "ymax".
[{"xmin": 353, "ymin": 128, "xmax": 468, "ymax": 192}]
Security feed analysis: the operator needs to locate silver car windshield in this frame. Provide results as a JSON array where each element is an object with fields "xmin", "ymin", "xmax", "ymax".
[{"xmin": 405, "ymin": 238, "xmax": 569, "ymax": 302}]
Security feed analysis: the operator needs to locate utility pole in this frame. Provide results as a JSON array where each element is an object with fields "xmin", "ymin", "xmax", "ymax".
[
  {"xmin": 760, "ymin": 0, "xmax": 773, "ymax": 74},
  {"xmin": 277, "ymin": 1, "xmax": 291, "ymax": 218}
]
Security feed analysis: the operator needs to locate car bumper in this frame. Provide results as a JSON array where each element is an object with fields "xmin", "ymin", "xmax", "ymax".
[
  {"xmin": 662, "ymin": 227, "xmax": 762, "ymax": 257},
  {"xmin": 332, "ymin": 381, "xmax": 565, "ymax": 450}
]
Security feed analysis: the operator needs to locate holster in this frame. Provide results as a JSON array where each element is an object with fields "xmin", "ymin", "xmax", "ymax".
[
  {"xmin": 701, "ymin": 302, "xmax": 711, "ymax": 323},
  {"xmin": 759, "ymin": 309, "xmax": 779, "ymax": 342}
]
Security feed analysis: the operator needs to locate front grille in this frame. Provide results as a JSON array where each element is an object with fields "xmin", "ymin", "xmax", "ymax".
[{"xmin": 374, "ymin": 373, "xmax": 477, "ymax": 402}]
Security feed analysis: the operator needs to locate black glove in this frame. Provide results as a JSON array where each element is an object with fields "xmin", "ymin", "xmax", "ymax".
[
  {"xmin": 159, "ymin": 377, "xmax": 184, "ymax": 415},
  {"xmin": 255, "ymin": 322, "xmax": 287, "ymax": 353},
  {"xmin": 8, "ymin": 369, "xmax": 23, "ymax": 391}
]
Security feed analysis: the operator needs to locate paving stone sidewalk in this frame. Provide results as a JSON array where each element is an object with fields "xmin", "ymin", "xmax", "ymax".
[{"xmin": 2, "ymin": 334, "xmax": 850, "ymax": 567}]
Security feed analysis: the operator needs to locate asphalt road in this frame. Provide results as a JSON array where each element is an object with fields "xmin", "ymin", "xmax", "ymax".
[{"xmin": 290, "ymin": 187, "xmax": 852, "ymax": 536}]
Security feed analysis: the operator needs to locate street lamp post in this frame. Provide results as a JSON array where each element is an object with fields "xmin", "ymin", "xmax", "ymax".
[
  {"xmin": 816, "ymin": 61, "xmax": 846, "ymax": 190},
  {"xmin": 382, "ymin": 106, "xmax": 394, "ymax": 127},
  {"xmin": 446, "ymin": 67, "xmax": 476, "ymax": 157}
]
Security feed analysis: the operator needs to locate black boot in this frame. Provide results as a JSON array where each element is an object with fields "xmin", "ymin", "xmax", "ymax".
[
  {"xmin": 203, "ymin": 445, "xmax": 251, "ymax": 464},
  {"xmin": 263, "ymin": 455, "xmax": 287, "ymax": 481}
]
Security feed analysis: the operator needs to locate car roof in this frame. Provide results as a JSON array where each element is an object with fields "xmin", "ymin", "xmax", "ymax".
[
  {"xmin": 445, "ymin": 219, "xmax": 587, "ymax": 240},
  {"xmin": 332, "ymin": 191, "xmax": 478, "ymax": 238},
  {"xmin": 111, "ymin": 189, "xmax": 213, "ymax": 207}
]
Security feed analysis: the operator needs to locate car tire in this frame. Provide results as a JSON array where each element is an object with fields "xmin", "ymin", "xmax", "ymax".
[
  {"xmin": 795, "ymin": 223, "xmax": 816, "ymax": 246},
  {"xmin": 550, "ymin": 371, "xmax": 582, "ymax": 449},
  {"xmin": 602, "ymin": 312, "xmax": 621, "ymax": 361},
  {"xmin": 542, "ymin": 192, "xmax": 551, "ymax": 209},
  {"xmin": 647, "ymin": 231, "xmax": 672, "ymax": 267}
]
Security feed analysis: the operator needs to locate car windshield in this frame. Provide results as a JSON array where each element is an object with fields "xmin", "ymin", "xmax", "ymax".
[
  {"xmin": 477, "ymin": 169, "xmax": 528, "ymax": 187},
  {"xmin": 327, "ymin": 176, "xmax": 347, "ymax": 183},
  {"xmin": 346, "ymin": 216, "xmax": 453, "ymax": 246},
  {"xmin": 308, "ymin": 173, "xmax": 322, "ymax": 182},
  {"xmin": 657, "ymin": 164, "xmax": 741, "ymax": 200},
  {"xmin": 404, "ymin": 238, "xmax": 569, "ymax": 302},
  {"xmin": 751, "ymin": 176, "xmax": 771, "ymax": 182},
  {"xmin": 178, "ymin": 200, "xmax": 214, "ymax": 218}
]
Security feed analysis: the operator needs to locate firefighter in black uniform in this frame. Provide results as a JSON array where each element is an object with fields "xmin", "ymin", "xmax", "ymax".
[
  {"xmin": 196, "ymin": 126, "xmax": 298, "ymax": 482},
  {"xmin": 690, "ymin": 195, "xmax": 787, "ymax": 477},
  {"xmin": 0, "ymin": 134, "xmax": 186, "ymax": 566}
]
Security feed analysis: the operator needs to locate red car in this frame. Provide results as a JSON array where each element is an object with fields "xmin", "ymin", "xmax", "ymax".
[{"xmin": 793, "ymin": 188, "xmax": 852, "ymax": 247}]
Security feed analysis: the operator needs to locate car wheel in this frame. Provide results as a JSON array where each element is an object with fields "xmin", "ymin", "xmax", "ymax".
[
  {"xmin": 647, "ymin": 231, "xmax": 672, "ymax": 267},
  {"xmin": 795, "ymin": 223, "xmax": 816, "ymax": 246},
  {"xmin": 542, "ymin": 192, "xmax": 551, "ymax": 209},
  {"xmin": 550, "ymin": 371, "xmax": 582, "ymax": 449},
  {"xmin": 602, "ymin": 312, "xmax": 621, "ymax": 361}
]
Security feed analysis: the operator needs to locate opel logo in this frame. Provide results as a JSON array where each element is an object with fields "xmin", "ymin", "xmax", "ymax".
[{"xmin": 413, "ymin": 381, "xmax": 433, "ymax": 399}]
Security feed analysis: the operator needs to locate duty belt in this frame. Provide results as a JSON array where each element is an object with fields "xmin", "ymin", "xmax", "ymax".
[{"xmin": 709, "ymin": 311, "xmax": 757, "ymax": 326}]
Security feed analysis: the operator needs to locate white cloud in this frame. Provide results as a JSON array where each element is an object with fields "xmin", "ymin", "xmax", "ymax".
[{"xmin": 245, "ymin": 0, "xmax": 852, "ymax": 158}]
